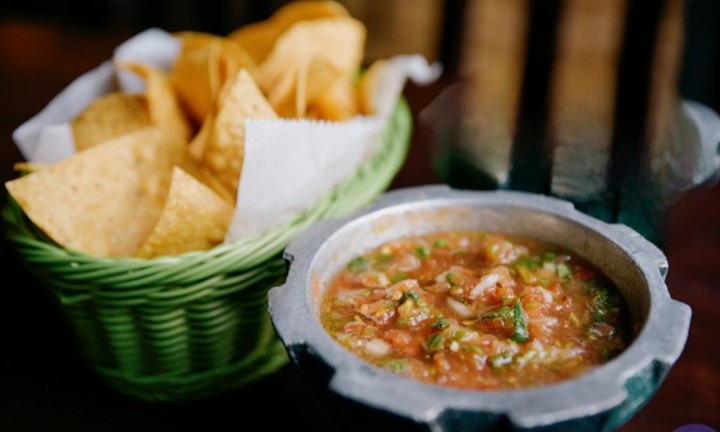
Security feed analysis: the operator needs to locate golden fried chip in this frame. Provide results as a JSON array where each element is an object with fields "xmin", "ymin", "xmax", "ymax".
[
  {"xmin": 176, "ymin": 151, "xmax": 234, "ymax": 204},
  {"xmin": 13, "ymin": 161, "xmax": 48, "ymax": 174},
  {"xmin": 135, "ymin": 166, "xmax": 233, "ymax": 258},
  {"xmin": 260, "ymin": 58, "xmax": 303, "ymax": 119},
  {"xmin": 357, "ymin": 59, "xmax": 389, "ymax": 115},
  {"xmin": 255, "ymin": 17, "xmax": 365, "ymax": 119},
  {"xmin": 307, "ymin": 76, "xmax": 357, "ymax": 120},
  {"xmin": 71, "ymin": 93, "xmax": 151, "ymax": 151},
  {"xmin": 170, "ymin": 40, "xmax": 214, "ymax": 126},
  {"xmin": 228, "ymin": 1, "xmax": 349, "ymax": 64},
  {"xmin": 5, "ymin": 127, "xmax": 175, "ymax": 257},
  {"xmin": 119, "ymin": 62, "xmax": 192, "ymax": 145},
  {"xmin": 171, "ymin": 32, "xmax": 256, "ymax": 125},
  {"xmin": 187, "ymin": 107, "xmax": 215, "ymax": 161},
  {"xmin": 191, "ymin": 69, "xmax": 277, "ymax": 197}
]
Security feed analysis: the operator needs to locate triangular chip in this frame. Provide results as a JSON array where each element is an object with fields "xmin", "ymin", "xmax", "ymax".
[
  {"xmin": 118, "ymin": 62, "xmax": 192, "ymax": 145},
  {"xmin": 170, "ymin": 39, "xmax": 215, "ymax": 127},
  {"xmin": 6, "ymin": 127, "xmax": 175, "ymax": 257},
  {"xmin": 261, "ymin": 57, "xmax": 304, "ymax": 119},
  {"xmin": 176, "ymin": 151, "xmax": 234, "ymax": 204},
  {"xmin": 356, "ymin": 59, "xmax": 389, "ymax": 115},
  {"xmin": 71, "ymin": 92, "xmax": 151, "ymax": 151},
  {"xmin": 171, "ymin": 32, "xmax": 256, "ymax": 126},
  {"xmin": 307, "ymin": 74, "xmax": 357, "ymax": 120},
  {"xmin": 135, "ymin": 166, "xmax": 233, "ymax": 258},
  {"xmin": 191, "ymin": 69, "xmax": 277, "ymax": 197},
  {"xmin": 228, "ymin": 1, "xmax": 349, "ymax": 64},
  {"xmin": 255, "ymin": 17, "xmax": 365, "ymax": 119},
  {"xmin": 13, "ymin": 161, "xmax": 48, "ymax": 174}
]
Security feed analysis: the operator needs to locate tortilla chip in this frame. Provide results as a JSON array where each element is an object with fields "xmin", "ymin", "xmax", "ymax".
[
  {"xmin": 357, "ymin": 59, "xmax": 389, "ymax": 115},
  {"xmin": 5, "ymin": 127, "xmax": 175, "ymax": 257},
  {"xmin": 192, "ymin": 69, "xmax": 277, "ymax": 197},
  {"xmin": 71, "ymin": 93, "xmax": 151, "ymax": 151},
  {"xmin": 171, "ymin": 32, "xmax": 256, "ymax": 125},
  {"xmin": 228, "ymin": 1, "xmax": 349, "ymax": 64},
  {"xmin": 254, "ymin": 57, "xmax": 302, "ymax": 120},
  {"xmin": 119, "ymin": 62, "xmax": 192, "ymax": 145},
  {"xmin": 187, "ymin": 104, "xmax": 215, "ymax": 161},
  {"xmin": 135, "ymin": 166, "xmax": 233, "ymax": 258},
  {"xmin": 307, "ymin": 77, "xmax": 357, "ymax": 121},
  {"xmin": 176, "ymin": 152, "xmax": 234, "ymax": 204},
  {"xmin": 255, "ymin": 17, "xmax": 365, "ymax": 119},
  {"xmin": 170, "ymin": 39, "xmax": 214, "ymax": 127},
  {"xmin": 13, "ymin": 161, "xmax": 48, "ymax": 174}
]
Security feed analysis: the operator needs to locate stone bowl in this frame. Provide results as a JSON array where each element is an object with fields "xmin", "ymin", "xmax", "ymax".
[{"xmin": 268, "ymin": 185, "xmax": 691, "ymax": 432}]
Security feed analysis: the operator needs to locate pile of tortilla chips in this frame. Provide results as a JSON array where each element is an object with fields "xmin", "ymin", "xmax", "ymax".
[{"xmin": 6, "ymin": 1, "xmax": 390, "ymax": 259}]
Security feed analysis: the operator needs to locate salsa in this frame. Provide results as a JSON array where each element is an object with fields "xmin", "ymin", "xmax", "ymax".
[{"xmin": 320, "ymin": 230, "xmax": 629, "ymax": 390}]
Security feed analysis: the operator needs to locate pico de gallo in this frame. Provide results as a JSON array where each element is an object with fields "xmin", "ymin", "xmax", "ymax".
[{"xmin": 320, "ymin": 230, "xmax": 630, "ymax": 390}]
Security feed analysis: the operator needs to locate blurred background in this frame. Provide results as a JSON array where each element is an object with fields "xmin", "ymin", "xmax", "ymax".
[
  {"xmin": 1, "ymin": 0, "xmax": 719, "ymax": 108},
  {"xmin": 1, "ymin": 1, "xmax": 719, "ymax": 431},
  {"xmin": 2, "ymin": 0, "xmax": 720, "ymax": 241}
]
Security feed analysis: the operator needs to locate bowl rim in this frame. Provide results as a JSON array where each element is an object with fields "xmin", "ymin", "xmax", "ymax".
[{"xmin": 268, "ymin": 185, "xmax": 691, "ymax": 429}]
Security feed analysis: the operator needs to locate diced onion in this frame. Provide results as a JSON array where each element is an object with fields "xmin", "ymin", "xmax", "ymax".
[
  {"xmin": 537, "ymin": 287, "xmax": 554, "ymax": 304},
  {"xmin": 434, "ymin": 271, "xmax": 449, "ymax": 284},
  {"xmin": 392, "ymin": 254, "xmax": 421, "ymax": 272},
  {"xmin": 337, "ymin": 289, "xmax": 368, "ymax": 303},
  {"xmin": 469, "ymin": 273, "xmax": 500, "ymax": 299},
  {"xmin": 361, "ymin": 272, "xmax": 390, "ymax": 288},
  {"xmin": 447, "ymin": 297, "xmax": 473, "ymax": 318},
  {"xmin": 365, "ymin": 338, "xmax": 391, "ymax": 357},
  {"xmin": 542, "ymin": 262, "xmax": 557, "ymax": 272}
]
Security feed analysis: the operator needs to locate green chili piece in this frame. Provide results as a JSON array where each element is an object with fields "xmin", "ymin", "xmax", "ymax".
[
  {"xmin": 347, "ymin": 256, "xmax": 369, "ymax": 273},
  {"xmin": 481, "ymin": 305, "xmax": 513, "ymax": 320},
  {"xmin": 414, "ymin": 246, "xmax": 430, "ymax": 258},
  {"xmin": 446, "ymin": 272, "xmax": 462, "ymax": 286},
  {"xmin": 433, "ymin": 239, "xmax": 448, "ymax": 248},
  {"xmin": 515, "ymin": 257, "xmax": 539, "ymax": 269},
  {"xmin": 400, "ymin": 290, "xmax": 420, "ymax": 304},
  {"xmin": 465, "ymin": 345, "xmax": 484, "ymax": 355},
  {"xmin": 391, "ymin": 272, "xmax": 408, "ymax": 283},
  {"xmin": 512, "ymin": 301, "xmax": 530, "ymax": 343},
  {"xmin": 557, "ymin": 263, "xmax": 572, "ymax": 279},
  {"xmin": 426, "ymin": 333, "xmax": 444, "ymax": 351},
  {"xmin": 601, "ymin": 349, "xmax": 611, "ymax": 362},
  {"xmin": 375, "ymin": 253, "xmax": 395, "ymax": 266},
  {"xmin": 516, "ymin": 266, "xmax": 534, "ymax": 284},
  {"xmin": 384, "ymin": 359, "xmax": 407, "ymax": 373},
  {"xmin": 591, "ymin": 289, "xmax": 612, "ymax": 323},
  {"xmin": 430, "ymin": 318, "xmax": 449, "ymax": 329}
]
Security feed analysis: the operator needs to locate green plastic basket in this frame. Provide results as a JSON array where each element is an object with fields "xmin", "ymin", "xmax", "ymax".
[{"xmin": 3, "ymin": 99, "xmax": 412, "ymax": 402}]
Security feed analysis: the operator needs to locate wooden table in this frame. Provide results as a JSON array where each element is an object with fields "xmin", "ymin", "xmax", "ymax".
[{"xmin": 1, "ymin": 21, "xmax": 718, "ymax": 431}]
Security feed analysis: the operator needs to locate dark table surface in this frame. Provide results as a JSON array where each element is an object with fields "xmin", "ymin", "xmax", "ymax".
[{"xmin": 1, "ymin": 21, "xmax": 718, "ymax": 432}]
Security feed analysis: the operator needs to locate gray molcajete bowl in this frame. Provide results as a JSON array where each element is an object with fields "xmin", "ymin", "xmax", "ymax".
[{"xmin": 268, "ymin": 185, "xmax": 691, "ymax": 432}]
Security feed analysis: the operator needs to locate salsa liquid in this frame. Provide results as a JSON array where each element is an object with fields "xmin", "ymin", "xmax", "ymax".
[{"xmin": 320, "ymin": 231, "xmax": 630, "ymax": 390}]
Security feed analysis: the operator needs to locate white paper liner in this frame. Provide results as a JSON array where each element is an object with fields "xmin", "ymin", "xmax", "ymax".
[
  {"xmin": 228, "ymin": 116, "xmax": 383, "ymax": 241},
  {"xmin": 13, "ymin": 61, "xmax": 115, "ymax": 161}
]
